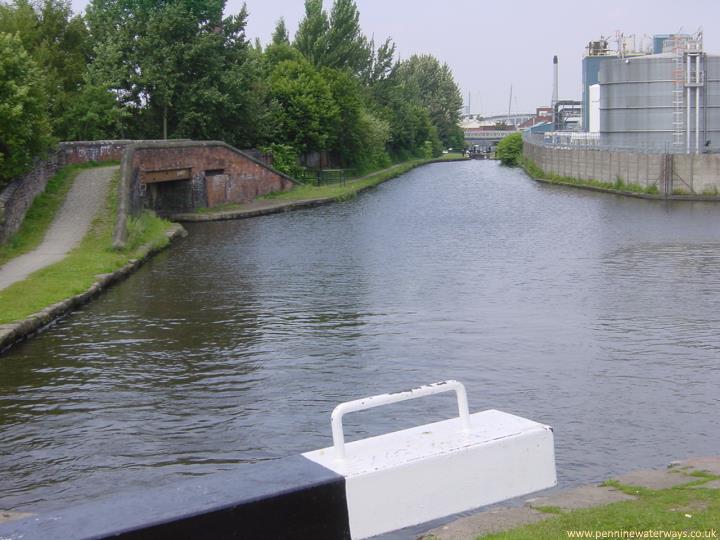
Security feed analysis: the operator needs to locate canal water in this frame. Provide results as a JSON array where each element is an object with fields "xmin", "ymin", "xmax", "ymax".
[{"xmin": 2, "ymin": 160, "xmax": 720, "ymax": 521}]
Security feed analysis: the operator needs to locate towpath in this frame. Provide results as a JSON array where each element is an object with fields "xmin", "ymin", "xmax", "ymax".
[{"xmin": 0, "ymin": 166, "xmax": 118, "ymax": 291}]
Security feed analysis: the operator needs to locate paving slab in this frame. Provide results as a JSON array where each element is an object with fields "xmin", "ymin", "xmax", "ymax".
[
  {"xmin": 526, "ymin": 485, "xmax": 635, "ymax": 511},
  {"xmin": 0, "ymin": 512, "xmax": 31, "ymax": 524},
  {"xmin": 670, "ymin": 456, "xmax": 720, "ymax": 476},
  {"xmin": 422, "ymin": 506, "xmax": 551, "ymax": 540},
  {"xmin": 613, "ymin": 468, "xmax": 695, "ymax": 490}
]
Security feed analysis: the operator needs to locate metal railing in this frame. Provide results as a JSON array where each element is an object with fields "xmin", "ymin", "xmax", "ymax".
[
  {"xmin": 330, "ymin": 380, "xmax": 471, "ymax": 459},
  {"xmin": 523, "ymin": 132, "xmax": 720, "ymax": 155}
]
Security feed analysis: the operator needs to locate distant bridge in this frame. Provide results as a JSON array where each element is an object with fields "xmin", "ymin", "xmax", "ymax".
[
  {"xmin": 464, "ymin": 130, "xmax": 516, "ymax": 141},
  {"xmin": 464, "ymin": 130, "xmax": 516, "ymax": 150}
]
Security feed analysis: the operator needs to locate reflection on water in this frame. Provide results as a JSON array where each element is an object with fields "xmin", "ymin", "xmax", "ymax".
[{"xmin": 1, "ymin": 161, "xmax": 720, "ymax": 516}]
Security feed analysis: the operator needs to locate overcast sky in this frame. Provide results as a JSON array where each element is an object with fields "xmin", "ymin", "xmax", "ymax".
[{"xmin": 69, "ymin": 0, "xmax": 719, "ymax": 116}]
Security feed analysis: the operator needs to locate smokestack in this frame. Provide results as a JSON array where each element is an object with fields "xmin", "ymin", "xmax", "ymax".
[
  {"xmin": 552, "ymin": 55, "xmax": 559, "ymax": 130},
  {"xmin": 552, "ymin": 55, "xmax": 559, "ymax": 107}
]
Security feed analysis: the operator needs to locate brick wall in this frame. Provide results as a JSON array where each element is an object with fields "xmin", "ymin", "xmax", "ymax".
[
  {"xmin": 129, "ymin": 141, "xmax": 295, "ymax": 215},
  {"xmin": 0, "ymin": 141, "xmax": 132, "ymax": 244}
]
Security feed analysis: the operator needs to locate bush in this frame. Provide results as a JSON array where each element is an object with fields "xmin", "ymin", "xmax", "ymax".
[
  {"xmin": 495, "ymin": 132, "xmax": 523, "ymax": 166},
  {"xmin": 0, "ymin": 33, "xmax": 52, "ymax": 187},
  {"xmin": 261, "ymin": 143, "xmax": 302, "ymax": 178}
]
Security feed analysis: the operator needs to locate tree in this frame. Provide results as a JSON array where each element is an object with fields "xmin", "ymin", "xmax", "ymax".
[
  {"xmin": 363, "ymin": 37, "xmax": 395, "ymax": 85},
  {"xmin": 322, "ymin": 67, "xmax": 365, "ymax": 165},
  {"xmin": 58, "ymin": 83, "xmax": 127, "ymax": 141},
  {"xmin": 495, "ymin": 132, "xmax": 523, "ymax": 166},
  {"xmin": 0, "ymin": 0, "xmax": 90, "ymax": 140},
  {"xmin": 293, "ymin": 0, "xmax": 328, "ymax": 66},
  {"xmin": 322, "ymin": 0, "xmax": 370, "ymax": 75},
  {"xmin": 0, "ymin": 33, "xmax": 52, "ymax": 185},
  {"xmin": 86, "ymin": 0, "xmax": 265, "ymax": 145},
  {"xmin": 268, "ymin": 59, "xmax": 339, "ymax": 154},
  {"xmin": 394, "ymin": 55, "xmax": 463, "ymax": 147},
  {"xmin": 271, "ymin": 17, "xmax": 289, "ymax": 45}
]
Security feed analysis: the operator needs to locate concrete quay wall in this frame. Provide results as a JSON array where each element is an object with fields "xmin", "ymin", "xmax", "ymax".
[{"xmin": 523, "ymin": 140, "xmax": 720, "ymax": 197}]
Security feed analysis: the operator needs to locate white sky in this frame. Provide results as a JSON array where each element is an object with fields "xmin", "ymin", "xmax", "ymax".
[{"xmin": 69, "ymin": 0, "xmax": 720, "ymax": 116}]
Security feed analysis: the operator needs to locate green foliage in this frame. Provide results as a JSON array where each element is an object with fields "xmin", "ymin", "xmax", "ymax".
[
  {"xmin": 271, "ymin": 17, "xmax": 289, "ymax": 45},
  {"xmin": 85, "ymin": 0, "xmax": 266, "ymax": 145},
  {"xmin": 392, "ymin": 55, "xmax": 463, "ymax": 147},
  {"xmin": 58, "ymin": 83, "xmax": 128, "ymax": 140},
  {"xmin": 363, "ymin": 37, "xmax": 395, "ymax": 85},
  {"xmin": 268, "ymin": 59, "xmax": 339, "ymax": 154},
  {"xmin": 495, "ymin": 132, "xmax": 523, "ymax": 166},
  {"xmin": 294, "ymin": 0, "xmax": 371, "ymax": 76},
  {"xmin": 0, "ymin": 0, "xmax": 465, "ymax": 182},
  {"xmin": 422, "ymin": 140, "xmax": 434, "ymax": 159},
  {"xmin": 0, "ymin": 32, "xmax": 52, "ymax": 186},
  {"xmin": 293, "ymin": 0, "xmax": 328, "ymax": 66},
  {"xmin": 322, "ymin": 0, "xmax": 370, "ymax": 75},
  {"xmin": 0, "ymin": 0, "xmax": 91, "ymax": 140},
  {"xmin": 260, "ymin": 143, "xmax": 302, "ymax": 178},
  {"xmin": 485, "ymin": 475, "xmax": 720, "ymax": 539}
]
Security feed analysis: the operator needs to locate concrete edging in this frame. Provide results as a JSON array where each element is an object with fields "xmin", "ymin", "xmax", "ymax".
[
  {"xmin": 520, "ymin": 159, "xmax": 720, "ymax": 202},
  {"xmin": 0, "ymin": 223, "xmax": 187, "ymax": 355}
]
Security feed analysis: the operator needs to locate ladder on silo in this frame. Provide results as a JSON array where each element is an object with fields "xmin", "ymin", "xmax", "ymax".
[{"xmin": 671, "ymin": 37, "xmax": 686, "ymax": 151}]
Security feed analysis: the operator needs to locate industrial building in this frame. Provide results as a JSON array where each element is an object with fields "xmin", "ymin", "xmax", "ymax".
[{"xmin": 582, "ymin": 31, "xmax": 720, "ymax": 154}]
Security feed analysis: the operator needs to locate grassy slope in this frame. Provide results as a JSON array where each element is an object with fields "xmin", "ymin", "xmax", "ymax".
[
  {"xmin": 0, "ymin": 170, "xmax": 174, "ymax": 325},
  {"xmin": 484, "ymin": 474, "xmax": 720, "ymax": 539},
  {"xmin": 0, "ymin": 162, "xmax": 120, "ymax": 267},
  {"xmin": 264, "ymin": 154, "xmax": 468, "ymax": 203}
]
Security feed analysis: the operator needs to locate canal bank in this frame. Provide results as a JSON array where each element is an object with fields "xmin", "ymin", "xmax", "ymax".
[
  {"xmin": 519, "ymin": 155, "xmax": 720, "ymax": 202},
  {"xmin": 522, "ymin": 137, "xmax": 720, "ymax": 201},
  {"xmin": 0, "ymin": 165, "xmax": 185, "ymax": 353},
  {"xmin": 169, "ymin": 155, "xmax": 468, "ymax": 223},
  {"xmin": 0, "ymin": 155, "xmax": 465, "ymax": 354}
]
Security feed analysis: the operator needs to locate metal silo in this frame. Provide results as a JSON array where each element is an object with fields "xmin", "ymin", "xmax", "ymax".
[{"xmin": 599, "ymin": 34, "xmax": 720, "ymax": 153}]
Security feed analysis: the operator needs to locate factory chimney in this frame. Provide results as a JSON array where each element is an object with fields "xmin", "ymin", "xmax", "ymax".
[
  {"xmin": 552, "ymin": 55, "xmax": 559, "ymax": 107},
  {"xmin": 552, "ymin": 55, "xmax": 559, "ymax": 129}
]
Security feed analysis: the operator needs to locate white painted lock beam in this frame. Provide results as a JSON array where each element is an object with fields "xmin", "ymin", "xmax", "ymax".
[{"xmin": 303, "ymin": 380, "xmax": 557, "ymax": 539}]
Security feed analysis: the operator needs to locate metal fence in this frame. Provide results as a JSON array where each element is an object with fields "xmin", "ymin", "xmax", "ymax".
[
  {"xmin": 295, "ymin": 168, "xmax": 356, "ymax": 186},
  {"xmin": 523, "ymin": 132, "xmax": 720, "ymax": 155}
]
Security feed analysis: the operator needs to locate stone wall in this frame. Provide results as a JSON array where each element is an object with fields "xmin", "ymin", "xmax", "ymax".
[
  {"xmin": 523, "ymin": 139, "xmax": 720, "ymax": 196},
  {"xmin": 0, "ymin": 141, "xmax": 132, "ymax": 244}
]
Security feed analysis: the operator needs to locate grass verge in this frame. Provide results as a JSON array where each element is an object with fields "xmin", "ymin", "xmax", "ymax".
[
  {"xmin": 263, "ymin": 156, "xmax": 462, "ymax": 203},
  {"xmin": 518, "ymin": 155, "xmax": 660, "ymax": 195},
  {"xmin": 484, "ymin": 474, "xmax": 720, "ymax": 539},
  {"xmin": 0, "ymin": 170, "xmax": 174, "ymax": 325},
  {"xmin": 437, "ymin": 152, "xmax": 469, "ymax": 162},
  {"xmin": 0, "ymin": 162, "xmax": 119, "ymax": 267}
]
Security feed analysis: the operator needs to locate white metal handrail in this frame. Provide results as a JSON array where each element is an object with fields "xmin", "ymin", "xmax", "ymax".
[{"xmin": 330, "ymin": 380, "xmax": 471, "ymax": 460}]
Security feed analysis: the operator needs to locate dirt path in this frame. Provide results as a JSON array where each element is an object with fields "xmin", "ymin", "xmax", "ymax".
[{"xmin": 0, "ymin": 166, "xmax": 118, "ymax": 291}]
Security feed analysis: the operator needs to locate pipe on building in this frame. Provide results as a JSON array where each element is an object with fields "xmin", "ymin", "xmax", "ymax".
[{"xmin": 687, "ymin": 53, "xmax": 692, "ymax": 154}]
